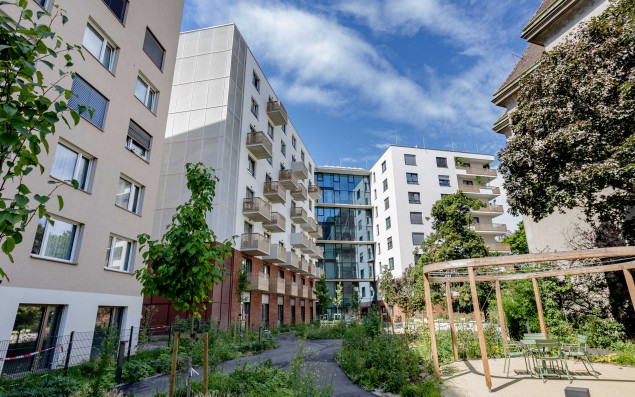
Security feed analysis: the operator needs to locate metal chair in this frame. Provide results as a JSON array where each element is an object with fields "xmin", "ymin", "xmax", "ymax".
[
  {"xmin": 503, "ymin": 341, "xmax": 530, "ymax": 377},
  {"xmin": 535, "ymin": 339, "xmax": 571, "ymax": 383},
  {"xmin": 562, "ymin": 335, "xmax": 599, "ymax": 378}
]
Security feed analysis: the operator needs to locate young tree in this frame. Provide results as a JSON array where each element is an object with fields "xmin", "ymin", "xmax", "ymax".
[
  {"xmin": 394, "ymin": 265, "xmax": 424, "ymax": 330},
  {"xmin": 0, "ymin": 2, "xmax": 85, "ymax": 282},
  {"xmin": 332, "ymin": 281, "xmax": 343, "ymax": 319},
  {"xmin": 236, "ymin": 263, "xmax": 250, "ymax": 329},
  {"xmin": 135, "ymin": 163, "xmax": 233, "ymax": 397},
  {"xmin": 314, "ymin": 274, "xmax": 331, "ymax": 319},
  {"xmin": 499, "ymin": 0, "xmax": 635, "ymax": 244},
  {"xmin": 351, "ymin": 288, "xmax": 360, "ymax": 318},
  {"xmin": 377, "ymin": 264, "xmax": 398, "ymax": 334},
  {"xmin": 502, "ymin": 221, "xmax": 529, "ymax": 254}
]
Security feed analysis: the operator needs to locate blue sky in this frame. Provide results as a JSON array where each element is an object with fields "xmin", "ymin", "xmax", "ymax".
[{"xmin": 180, "ymin": 0, "xmax": 537, "ymax": 169}]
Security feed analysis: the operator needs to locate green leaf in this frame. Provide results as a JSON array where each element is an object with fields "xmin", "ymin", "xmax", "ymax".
[
  {"xmin": 14, "ymin": 194, "xmax": 29, "ymax": 207},
  {"xmin": 3, "ymin": 104, "xmax": 17, "ymax": 117},
  {"xmin": 33, "ymin": 194, "xmax": 50, "ymax": 204},
  {"xmin": 17, "ymin": 184, "xmax": 30, "ymax": 194},
  {"xmin": 57, "ymin": 194, "xmax": 63, "ymax": 210},
  {"xmin": 2, "ymin": 237, "xmax": 15, "ymax": 255}
]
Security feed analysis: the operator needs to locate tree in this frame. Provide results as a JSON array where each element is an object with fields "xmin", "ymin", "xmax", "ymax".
[
  {"xmin": 314, "ymin": 274, "xmax": 330, "ymax": 318},
  {"xmin": 499, "ymin": 0, "xmax": 635, "ymax": 244},
  {"xmin": 332, "ymin": 281, "xmax": 343, "ymax": 318},
  {"xmin": 394, "ymin": 265, "xmax": 424, "ymax": 329},
  {"xmin": 236, "ymin": 263, "xmax": 250, "ymax": 326},
  {"xmin": 135, "ymin": 163, "xmax": 233, "ymax": 397},
  {"xmin": 351, "ymin": 288, "xmax": 360, "ymax": 318},
  {"xmin": 377, "ymin": 263, "xmax": 398, "ymax": 334},
  {"xmin": 503, "ymin": 221, "xmax": 529, "ymax": 254},
  {"xmin": 0, "ymin": 1, "xmax": 84, "ymax": 282}
]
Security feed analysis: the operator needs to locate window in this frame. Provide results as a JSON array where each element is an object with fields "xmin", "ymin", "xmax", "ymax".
[
  {"xmin": 243, "ymin": 258, "xmax": 252, "ymax": 272},
  {"xmin": 292, "ymin": 155, "xmax": 296, "ymax": 163},
  {"xmin": 412, "ymin": 233, "xmax": 425, "ymax": 246},
  {"xmin": 410, "ymin": 212, "xmax": 423, "ymax": 224},
  {"xmin": 102, "ymin": 0, "xmax": 128, "ymax": 23},
  {"xmin": 135, "ymin": 76, "xmax": 157, "ymax": 112},
  {"xmin": 473, "ymin": 217, "xmax": 480, "ymax": 224},
  {"xmin": 381, "ymin": 161, "xmax": 386, "ymax": 173},
  {"xmin": 376, "ymin": 224, "xmax": 379, "ymax": 236},
  {"xmin": 281, "ymin": 124, "xmax": 286, "ymax": 134},
  {"xmin": 250, "ymin": 98, "xmax": 259, "ymax": 118},
  {"xmin": 374, "ymin": 206, "xmax": 378, "ymax": 217},
  {"xmin": 372, "ymin": 172, "xmax": 376, "ymax": 183},
  {"xmin": 292, "ymin": 136, "xmax": 297, "ymax": 149},
  {"xmin": 265, "ymin": 173, "xmax": 272, "ymax": 183},
  {"xmin": 389, "ymin": 257, "xmax": 394, "ymax": 270},
  {"xmin": 31, "ymin": 216, "xmax": 79, "ymax": 262},
  {"xmin": 377, "ymin": 243, "xmax": 381, "ymax": 254},
  {"xmin": 301, "ymin": 151, "xmax": 305, "ymax": 162},
  {"xmin": 292, "ymin": 274, "xmax": 296, "ymax": 282},
  {"xmin": 278, "ymin": 270, "xmax": 284, "ymax": 278},
  {"xmin": 115, "ymin": 176, "xmax": 142, "ymax": 214},
  {"xmin": 35, "ymin": 0, "xmax": 54, "ymax": 11},
  {"xmin": 404, "ymin": 154, "xmax": 416, "ymax": 165},
  {"xmin": 126, "ymin": 120, "xmax": 152, "ymax": 161},
  {"xmin": 385, "ymin": 217, "xmax": 391, "ymax": 230},
  {"xmin": 8, "ymin": 305, "xmax": 63, "ymax": 365},
  {"xmin": 384, "ymin": 197, "xmax": 389, "ymax": 210},
  {"xmin": 252, "ymin": 72, "xmax": 260, "ymax": 91},
  {"xmin": 247, "ymin": 157, "xmax": 256, "ymax": 176},
  {"xmin": 438, "ymin": 175, "xmax": 450, "ymax": 187},
  {"xmin": 267, "ymin": 157, "xmax": 273, "ymax": 165},
  {"xmin": 83, "ymin": 24, "xmax": 116, "ymax": 71},
  {"xmin": 406, "ymin": 173, "xmax": 418, "ymax": 184},
  {"xmin": 358, "ymin": 219, "xmax": 362, "ymax": 230},
  {"xmin": 436, "ymin": 157, "xmax": 448, "ymax": 168},
  {"xmin": 281, "ymin": 142, "xmax": 286, "ymax": 156},
  {"xmin": 263, "ymin": 264, "xmax": 270, "ymax": 275},
  {"xmin": 408, "ymin": 192, "xmax": 421, "ymax": 204},
  {"xmin": 462, "ymin": 180, "xmax": 474, "ymax": 186},
  {"xmin": 362, "ymin": 287, "xmax": 366, "ymax": 298},
  {"xmin": 267, "ymin": 122, "xmax": 274, "ymax": 139},
  {"xmin": 69, "ymin": 75, "xmax": 108, "ymax": 129},
  {"xmin": 373, "ymin": 189, "xmax": 377, "ymax": 200},
  {"xmin": 143, "ymin": 28, "xmax": 165, "ymax": 70},
  {"xmin": 50, "ymin": 143, "xmax": 93, "ymax": 191},
  {"xmin": 246, "ymin": 188, "xmax": 254, "ymax": 198},
  {"xmin": 387, "ymin": 237, "xmax": 393, "ymax": 250},
  {"xmin": 105, "ymin": 235, "xmax": 134, "ymax": 272},
  {"xmin": 309, "ymin": 164, "xmax": 312, "ymax": 174},
  {"xmin": 382, "ymin": 179, "xmax": 388, "ymax": 192}
]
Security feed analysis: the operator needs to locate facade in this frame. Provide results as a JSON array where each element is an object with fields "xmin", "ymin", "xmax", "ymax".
[
  {"xmin": 149, "ymin": 24, "xmax": 322, "ymax": 330},
  {"xmin": 492, "ymin": 0, "xmax": 610, "ymax": 252},
  {"xmin": 369, "ymin": 146, "xmax": 508, "ymax": 279},
  {"xmin": 0, "ymin": 0, "xmax": 184, "ymax": 367},
  {"xmin": 315, "ymin": 167, "xmax": 376, "ymax": 320}
]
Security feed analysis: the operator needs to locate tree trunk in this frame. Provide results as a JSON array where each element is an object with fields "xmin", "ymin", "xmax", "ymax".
[{"xmin": 186, "ymin": 315, "xmax": 194, "ymax": 397}]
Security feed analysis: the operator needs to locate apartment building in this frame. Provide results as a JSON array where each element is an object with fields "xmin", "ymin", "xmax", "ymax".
[
  {"xmin": 370, "ymin": 146, "xmax": 508, "ymax": 280},
  {"xmin": 0, "ymin": 0, "xmax": 184, "ymax": 368},
  {"xmin": 315, "ymin": 167, "xmax": 377, "ymax": 320},
  {"xmin": 492, "ymin": 0, "xmax": 610, "ymax": 252},
  {"xmin": 147, "ymin": 24, "xmax": 323, "ymax": 330}
]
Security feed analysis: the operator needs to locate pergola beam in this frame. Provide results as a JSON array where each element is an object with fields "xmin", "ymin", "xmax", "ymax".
[
  {"xmin": 494, "ymin": 280, "xmax": 508, "ymax": 346},
  {"xmin": 468, "ymin": 266, "xmax": 492, "ymax": 390},
  {"xmin": 446, "ymin": 281, "xmax": 459, "ymax": 361},
  {"xmin": 532, "ymin": 277, "xmax": 547, "ymax": 337},
  {"xmin": 624, "ymin": 268, "xmax": 635, "ymax": 312},
  {"xmin": 424, "ymin": 273, "xmax": 440, "ymax": 378}
]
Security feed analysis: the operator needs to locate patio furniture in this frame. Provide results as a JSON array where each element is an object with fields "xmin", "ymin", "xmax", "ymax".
[
  {"xmin": 562, "ymin": 335, "xmax": 598, "ymax": 378},
  {"xmin": 535, "ymin": 339, "xmax": 571, "ymax": 383},
  {"xmin": 503, "ymin": 341, "xmax": 529, "ymax": 377}
]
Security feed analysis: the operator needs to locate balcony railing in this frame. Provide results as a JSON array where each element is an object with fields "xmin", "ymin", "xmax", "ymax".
[
  {"xmin": 299, "ymin": 285, "xmax": 309, "ymax": 299},
  {"xmin": 456, "ymin": 166, "xmax": 497, "ymax": 177},
  {"xmin": 308, "ymin": 182, "xmax": 321, "ymax": 199},
  {"xmin": 285, "ymin": 282, "xmax": 298, "ymax": 297},
  {"xmin": 473, "ymin": 223, "xmax": 508, "ymax": 232},
  {"xmin": 291, "ymin": 161, "xmax": 309, "ymax": 179},
  {"xmin": 269, "ymin": 276, "xmax": 285, "ymax": 294},
  {"xmin": 248, "ymin": 272, "xmax": 269, "ymax": 292},
  {"xmin": 279, "ymin": 169, "xmax": 298, "ymax": 190},
  {"xmin": 309, "ymin": 224, "xmax": 323, "ymax": 239},
  {"xmin": 298, "ymin": 256, "xmax": 309, "ymax": 273},
  {"xmin": 290, "ymin": 207, "xmax": 308, "ymax": 224},
  {"xmin": 242, "ymin": 197, "xmax": 271, "ymax": 222},
  {"xmin": 267, "ymin": 100, "xmax": 288, "ymax": 126},
  {"xmin": 291, "ymin": 183, "xmax": 308, "ymax": 201},
  {"xmin": 284, "ymin": 251, "xmax": 300, "ymax": 270},
  {"xmin": 240, "ymin": 233, "xmax": 270, "ymax": 256},
  {"xmin": 472, "ymin": 204, "xmax": 504, "ymax": 213},
  {"xmin": 315, "ymin": 267, "xmax": 323, "ymax": 279},
  {"xmin": 263, "ymin": 212, "xmax": 286, "ymax": 233},
  {"xmin": 263, "ymin": 242, "xmax": 286, "ymax": 263},
  {"xmin": 311, "ymin": 245, "xmax": 324, "ymax": 259},
  {"xmin": 307, "ymin": 262, "xmax": 315, "ymax": 278},
  {"xmin": 246, "ymin": 131, "xmax": 273, "ymax": 159},
  {"xmin": 291, "ymin": 232, "xmax": 310, "ymax": 249},
  {"xmin": 264, "ymin": 181, "xmax": 286, "ymax": 204},
  {"xmin": 485, "ymin": 242, "xmax": 512, "ymax": 252},
  {"xmin": 458, "ymin": 184, "xmax": 501, "ymax": 195}
]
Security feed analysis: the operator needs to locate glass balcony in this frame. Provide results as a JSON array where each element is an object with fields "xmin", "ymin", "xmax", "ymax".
[
  {"xmin": 473, "ymin": 223, "xmax": 508, "ymax": 233},
  {"xmin": 486, "ymin": 242, "xmax": 512, "ymax": 252}
]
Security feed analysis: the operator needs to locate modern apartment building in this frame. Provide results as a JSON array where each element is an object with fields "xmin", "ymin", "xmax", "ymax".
[
  {"xmin": 0, "ymin": 0, "xmax": 184, "ymax": 367},
  {"xmin": 492, "ymin": 0, "xmax": 610, "ymax": 252},
  {"xmin": 146, "ymin": 24, "xmax": 323, "ymax": 330},
  {"xmin": 315, "ymin": 167, "xmax": 376, "ymax": 320},
  {"xmin": 370, "ymin": 146, "xmax": 508, "ymax": 279}
]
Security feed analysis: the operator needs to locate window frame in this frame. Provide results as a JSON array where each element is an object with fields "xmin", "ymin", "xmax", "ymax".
[
  {"xmin": 50, "ymin": 142, "xmax": 94, "ymax": 192},
  {"xmin": 34, "ymin": 0, "xmax": 54, "ymax": 12},
  {"xmin": 412, "ymin": 232, "xmax": 425, "ymax": 246},
  {"xmin": 102, "ymin": 0, "xmax": 129, "ymax": 24},
  {"xmin": 410, "ymin": 212, "xmax": 423, "ymax": 224},
  {"xmin": 252, "ymin": 71, "xmax": 260, "ymax": 91},
  {"xmin": 387, "ymin": 237, "xmax": 393, "ymax": 250},
  {"xmin": 382, "ymin": 179, "xmax": 388, "ymax": 192},
  {"xmin": 406, "ymin": 172, "xmax": 419, "ymax": 185},
  {"xmin": 381, "ymin": 161, "xmax": 386, "ymax": 173},
  {"xmin": 82, "ymin": 23, "xmax": 117, "ymax": 72},
  {"xmin": 31, "ymin": 215, "xmax": 81, "ymax": 263},
  {"xmin": 384, "ymin": 197, "xmax": 389, "ymax": 210},
  {"xmin": 251, "ymin": 97, "xmax": 259, "ymax": 118},
  {"xmin": 115, "ymin": 175, "xmax": 143, "ymax": 214},
  {"xmin": 385, "ymin": 217, "xmax": 391, "ymax": 230},
  {"xmin": 143, "ymin": 28, "xmax": 165, "ymax": 70},
  {"xmin": 438, "ymin": 175, "xmax": 451, "ymax": 187},
  {"xmin": 126, "ymin": 120, "xmax": 152, "ymax": 161},
  {"xmin": 247, "ymin": 156, "xmax": 256, "ymax": 176},
  {"xmin": 436, "ymin": 157, "xmax": 448, "ymax": 168},
  {"xmin": 134, "ymin": 75, "xmax": 158, "ymax": 113},
  {"xmin": 105, "ymin": 234, "xmax": 135, "ymax": 273},
  {"xmin": 389, "ymin": 257, "xmax": 394, "ymax": 270},
  {"xmin": 404, "ymin": 154, "xmax": 416, "ymax": 166},
  {"xmin": 408, "ymin": 192, "xmax": 421, "ymax": 204}
]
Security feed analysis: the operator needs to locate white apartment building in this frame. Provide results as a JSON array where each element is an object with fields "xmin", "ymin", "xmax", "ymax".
[
  {"xmin": 0, "ymin": 0, "xmax": 184, "ymax": 369},
  {"xmin": 492, "ymin": 0, "xmax": 610, "ymax": 252},
  {"xmin": 370, "ymin": 146, "xmax": 508, "ymax": 278}
]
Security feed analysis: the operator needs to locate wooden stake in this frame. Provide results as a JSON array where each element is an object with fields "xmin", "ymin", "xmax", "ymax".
[
  {"xmin": 424, "ymin": 274, "xmax": 440, "ymax": 378},
  {"xmin": 203, "ymin": 333, "xmax": 209, "ymax": 395},
  {"xmin": 532, "ymin": 278, "xmax": 547, "ymax": 337},
  {"xmin": 495, "ymin": 280, "xmax": 508, "ymax": 347},
  {"xmin": 623, "ymin": 268, "xmax": 635, "ymax": 312},
  {"xmin": 445, "ymin": 282, "xmax": 459, "ymax": 361},
  {"xmin": 468, "ymin": 267, "xmax": 492, "ymax": 391},
  {"xmin": 169, "ymin": 332, "xmax": 179, "ymax": 397}
]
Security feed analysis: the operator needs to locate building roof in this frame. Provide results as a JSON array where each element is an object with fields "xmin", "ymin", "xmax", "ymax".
[
  {"xmin": 530, "ymin": 0, "xmax": 559, "ymax": 24},
  {"xmin": 496, "ymin": 43, "xmax": 545, "ymax": 93}
]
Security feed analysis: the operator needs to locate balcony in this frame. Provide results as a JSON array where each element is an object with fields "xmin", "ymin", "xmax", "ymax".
[
  {"xmin": 298, "ymin": 256, "xmax": 309, "ymax": 274},
  {"xmin": 486, "ymin": 242, "xmax": 512, "ymax": 252},
  {"xmin": 291, "ymin": 232, "xmax": 310, "ymax": 250},
  {"xmin": 297, "ymin": 284, "xmax": 306, "ymax": 298},
  {"xmin": 286, "ymin": 282, "xmax": 298, "ymax": 297},
  {"xmin": 307, "ymin": 262, "xmax": 315, "ymax": 278},
  {"xmin": 309, "ymin": 224, "xmax": 323, "ymax": 239},
  {"xmin": 315, "ymin": 266, "xmax": 323, "ymax": 279},
  {"xmin": 308, "ymin": 288, "xmax": 315, "ymax": 300},
  {"xmin": 263, "ymin": 212, "xmax": 286, "ymax": 233},
  {"xmin": 282, "ymin": 251, "xmax": 300, "ymax": 271},
  {"xmin": 302, "ymin": 217, "xmax": 318, "ymax": 233},
  {"xmin": 263, "ymin": 242, "xmax": 287, "ymax": 263},
  {"xmin": 240, "ymin": 233, "xmax": 270, "ymax": 256},
  {"xmin": 291, "ymin": 161, "xmax": 309, "ymax": 179},
  {"xmin": 264, "ymin": 181, "xmax": 286, "ymax": 204},
  {"xmin": 290, "ymin": 207, "xmax": 308, "ymax": 224},
  {"xmin": 308, "ymin": 182, "xmax": 321, "ymax": 199},
  {"xmin": 456, "ymin": 166, "xmax": 497, "ymax": 177},
  {"xmin": 242, "ymin": 197, "xmax": 271, "ymax": 222},
  {"xmin": 267, "ymin": 100, "xmax": 288, "ymax": 126},
  {"xmin": 473, "ymin": 223, "xmax": 508, "ymax": 233},
  {"xmin": 471, "ymin": 204, "xmax": 504, "ymax": 215},
  {"xmin": 302, "ymin": 285, "xmax": 309, "ymax": 299},
  {"xmin": 310, "ymin": 245, "xmax": 324, "ymax": 260},
  {"xmin": 246, "ymin": 131, "xmax": 273, "ymax": 159},
  {"xmin": 458, "ymin": 184, "xmax": 501, "ymax": 196},
  {"xmin": 269, "ymin": 276, "xmax": 285, "ymax": 295},
  {"xmin": 248, "ymin": 272, "xmax": 269, "ymax": 292},
  {"xmin": 279, "ymin": 169, "xmax": 298, "ymax": 191},
  {"xmin": 291, "ymin": 183, "xmax": 308, "ymax": 201}
]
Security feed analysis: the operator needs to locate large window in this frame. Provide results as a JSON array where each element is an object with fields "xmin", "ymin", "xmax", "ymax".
[
  {"xmin": 438, "ymin": 175, "xmax": 450, "ymax": 187},
  {"xmin": 315, "ymin": 207, "xmax": 373, "ymax": 241},
  {"xmin": 436, "ymin": 157, "xmax": 448, "ymax": 168},
  {"xmin": 83, "ymin": 24, "xmax": 116, "ymax": 71},
  {"xmin": 404, "ymin": 154, "xmax": 416, "ymax": 165},
  {"xmin": 410, "ymin": 212, "xmax": 423, "ymax": 224},
  {"xmin": 105, "ymin": 235, "xmax": 134, "ymax": 272},
  {"xmin": 115, "ymin": 176, "xmax": 142, "ymax": 214},
  {"xmin": 50, "ymin": 143, "xmax": 93, "ymax": 191},
  {"xmin": 406, "ymin": 172, "xmax": 418, "ymax": 184},
  {"xmin": 102, "ymin": 0, "xmax": 128, "ymax": 23},
  {"xmin": 408, "ymin": 192, "xmax": 421, "ymax": 204},
  {"xmin": 143, "ymin": 28, "xmax": 165, "ymax": 70},
  {"xmin": 126, "ymin": 120, "xmax": 152, "ymax": 161},
  {"xmin": 31, "ymin": 216, "xmax": 80, "ymax": 262},
  {"xmin": 69, "ymin": 76, "xmax": 108, "ymax": 129},
  {"xmin": 315, "ymin": 173, "xmax": 370, "ymax": 205},
  {"xmin": 412, "ymin": 232, "xmax": 425, "ymax": 246},
  {"xmin": 135, "ymin": 76, "xmax": 157, "ymax": 112}
]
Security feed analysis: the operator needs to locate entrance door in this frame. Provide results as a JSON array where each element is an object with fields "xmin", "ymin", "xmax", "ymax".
[{"xmin": 277, "ymin": 296, "xmax": 283, "ymax": 327}]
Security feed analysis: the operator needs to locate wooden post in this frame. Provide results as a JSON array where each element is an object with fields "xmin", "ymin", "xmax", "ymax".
[
  {"xmin": 423, "ymin": 274, "xmax": 440, "ymax": 378},
  {"xmin": 445, "ymin": 282, "xmax": 459, "ymax": 361},
  {"xmin": 624, "ymin": 268, "xmax": 635, "ymax": 312},
  {"xmin": 532, "ymin": 278, "xmax": 547, "ymax": 337},
  {"xmin": 169, "ymin": 332, "xmax": 180, "ymax": 397},
  {"xmin": 495, "ymin": 280, "xmax": 508, "ymax": 346},
  {"xmin": 468, "ymin": 266, "xmax": 492, "ymax": 391},
  {"xmin": 203, "ymin": 333, "xmax": 209, "ymax": 395}
]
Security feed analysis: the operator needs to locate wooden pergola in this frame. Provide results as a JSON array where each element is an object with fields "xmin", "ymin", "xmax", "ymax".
[{"xmin": 422, "ymin": 246, "xmax": 635, "ymax": 391}]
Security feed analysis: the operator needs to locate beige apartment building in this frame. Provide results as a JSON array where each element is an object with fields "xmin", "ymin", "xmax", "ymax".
[
  {"xmin": 492, "ymin": 0, "xmax": 610, "ymax": 252},
  {"xmin": 0, "ymin": 0, "xmax": 184, "ymax": 370}
]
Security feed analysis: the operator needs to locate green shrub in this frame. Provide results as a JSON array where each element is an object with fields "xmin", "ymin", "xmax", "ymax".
[
  {"xmin": 401, "ymin": 379, "xmax": 442, "ymax": 397},
  {"xmin": 580, "ymin": 312, "xmax": 626, "ymax": 349},
  {"xmin": 0, "ymin": 375, "xmax": 82, "ymax": 397},
  {"xmin": 121, "ymin": 359, "xmax": 154, "ymax": 383}
]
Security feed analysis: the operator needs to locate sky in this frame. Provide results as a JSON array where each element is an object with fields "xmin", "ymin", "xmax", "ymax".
[{"xmin": 180, "ymin": 0, "xmax": 540, "ymax": 229}]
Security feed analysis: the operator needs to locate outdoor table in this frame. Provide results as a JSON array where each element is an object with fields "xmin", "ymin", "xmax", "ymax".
[{"xmin": 519, "ymin": 339, "xmax": 542, "ymax": 375}]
